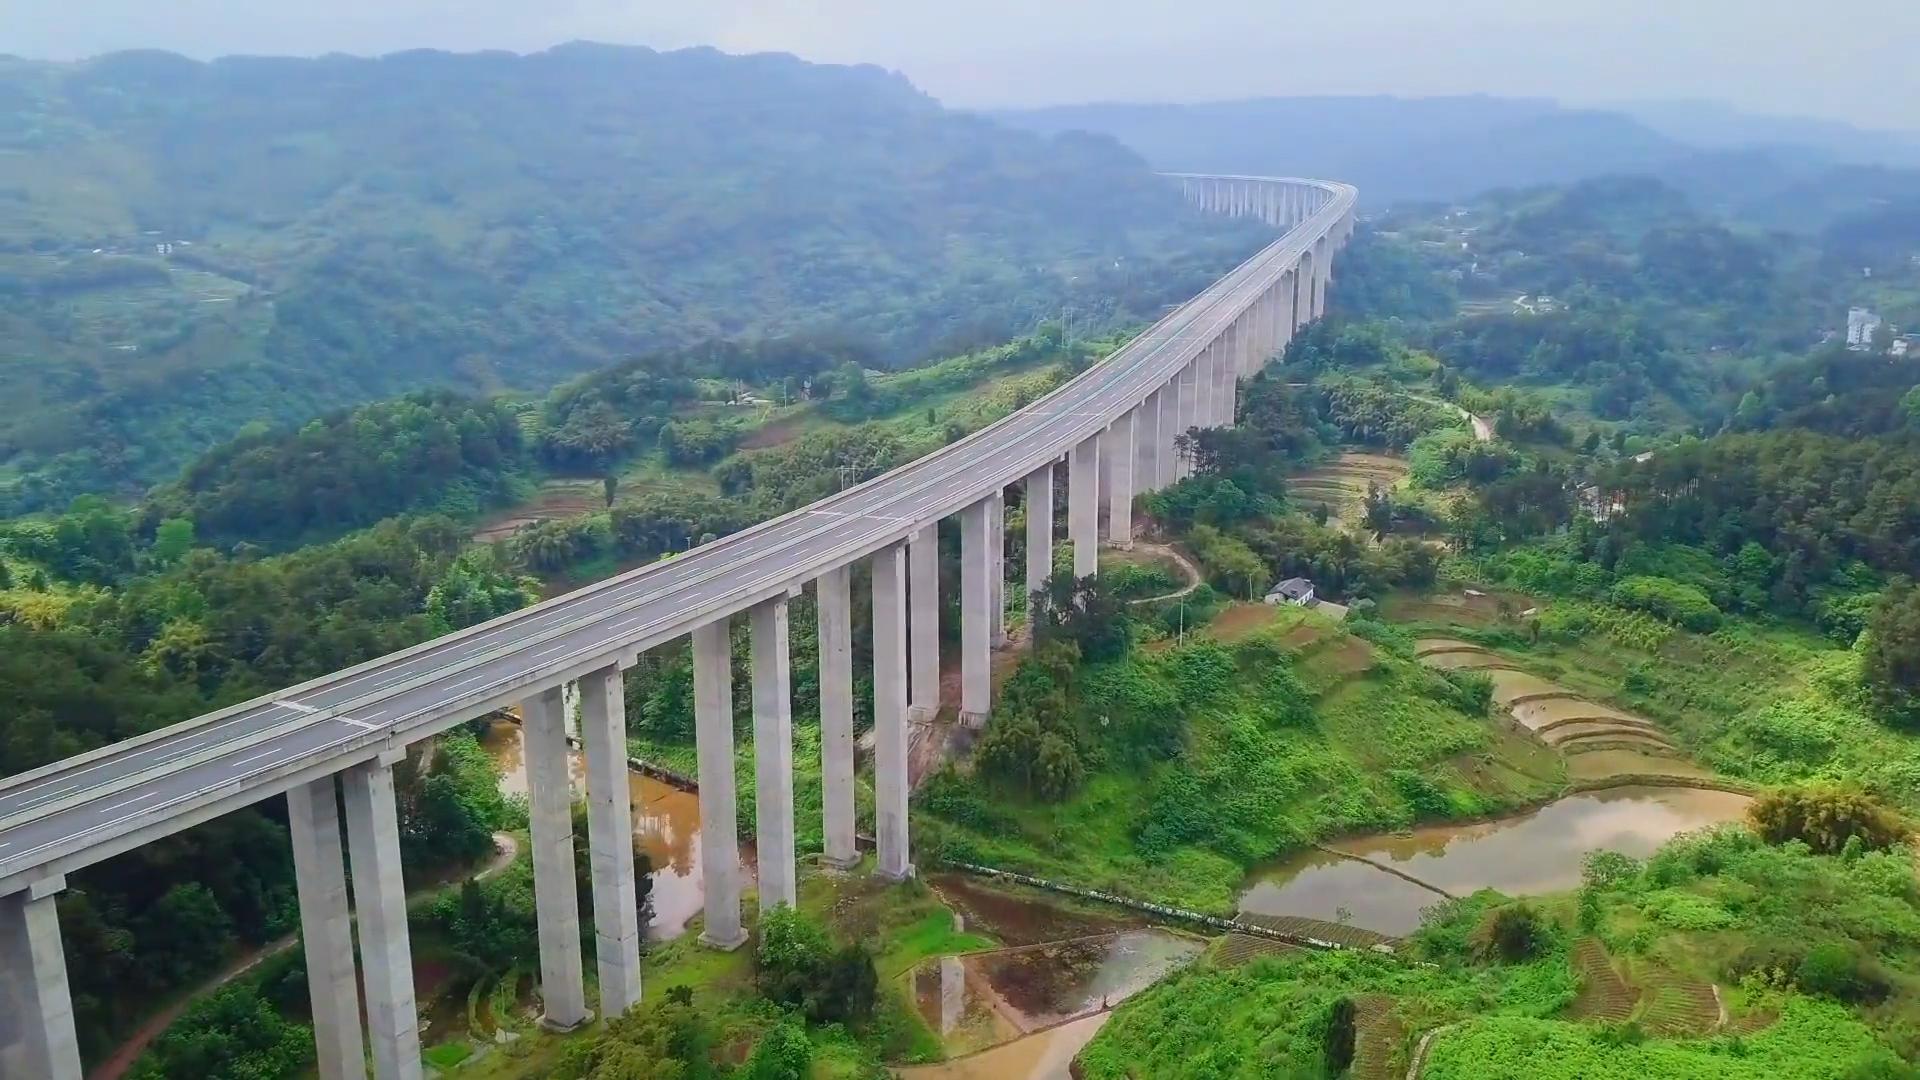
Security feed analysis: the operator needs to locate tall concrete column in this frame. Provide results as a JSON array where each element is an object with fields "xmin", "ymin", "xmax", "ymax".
[
  {"xmin": 1197, "ymin": 340, "xmax": 1218, "ymax": 429},
  {"xmin": 0, "ymin": 879, "xmax": 81, "ymax": 1080},
  {"xmin": 1068, "ymin": 432, "xmax": 1101, "ymax": 579},
  {"xmin": 692, "ymin": 620, "xmax": 746, "ymax": 949},
  {"xmin": 580, "ymin": 666, "xmax": 643, "ymax": 1018},
  {"xmin": 1107, "ymin": 411, "xmax": 1135, "ymax": 548},
  {"xmin": 959, "ymin": 499, "xmax": 992, "ymax": 726},
  {"xmin": 1024, "ymin": 464, "xmax": 1054, "ymax": 622},
  {"xmin": 288, "ymin": 778, "xmax": 366, "ymax": 1080},
  {"xmin": 750, "ymin": 597, "xmax": 796, "ymax": 911},
  {"xmin": 871, "ymin": 543, "xmax": 912, "ymax": 880},
  {"xmin": 908, "ymin": 526, "xmax": 939, "ymax": 720},
  {"xmin": 1220, "ymin": 345, "xmax": 1239, "ymax": 428},
  {"xmin": 816, "ymin": 566, "xmax": 857, "ymax": 869},
  {"xmin": 342, "ymin": 756, "xmax": 422, "ymax": 1080},
  {"xmin": 1158, "ymin": 377, "xmax": 1181, "ymax": 488},
  {"xmin": 987, "ymin": 490, "xmax": 1007, "ymax": 647},
  {"xmin": 1135, "ymin": 391, "xmax": 1162, "ymax": 495},
  {"xmin": 524, "ymin": 686, "xmax": 589, "ymax": 1031},
  {"xmin": 1176, "ymin": 359, "xmax": 1199, "ymax": 475}
]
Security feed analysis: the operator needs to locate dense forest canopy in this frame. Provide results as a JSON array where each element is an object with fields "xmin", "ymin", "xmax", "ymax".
[{"xmin": 0, "ymin": 43, "xmax": 1268, "ymax": 511}]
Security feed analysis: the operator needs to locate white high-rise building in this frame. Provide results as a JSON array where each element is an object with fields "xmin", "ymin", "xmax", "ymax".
[{"xmin": 1847, "ymin": 307, "xmax": 1883, "ymax": 350}]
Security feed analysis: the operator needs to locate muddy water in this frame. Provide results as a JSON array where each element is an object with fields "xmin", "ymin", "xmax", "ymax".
[
  {"xmin": 480, "ymin": 720, "xmax": 746, "ymax": 940},
  {"xmin": 899, "ymin": 931, "xmax": 1202, "ymax": 1078},
  {"xmin": 893, "ymin": 1013, "xmax": 1109, "ymax": 1080},
  {"xmin": 1238, "ymin": 785, "xmax": 1751, "ymax": 936}
]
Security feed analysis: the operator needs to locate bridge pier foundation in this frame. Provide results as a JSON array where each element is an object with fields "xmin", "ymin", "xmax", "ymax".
[
  {"xmin": 342, "ymin": 756, "xmax": 423, "ymax": 1080},
  {"xmin": 1068, "ymin": 433, "xmax": 1101, "ymax": 579},
  {"xmin": 750, "ymin": 598, "xmax": 797, "ymax": 911},
  {"xmin": 0, "ymin": 878, "xmax": 81, "ymax": 1080},
  {"xmin": 693, "ymin": 619, "xmax": 747, "ymax": 950},
  {"xmin": 288, "ymin": 779, "xmax": 367, "ymax": 1080},
  {"xmin": 581, "ymin": 665, "xmax": 644, "ymax": 1018},
  {"xmin": 1024, "ymin": 464, "xmax": 1054, "ymax": 626},
  {"xmin": 871, "ymin": 543, "xmax": 912, "ymax": 880},
  {"xmin": 959, "ymin": 498, "xmax": 993, "ymax": 726},
  {"xmin": 816, "ymin": 566, "xmax": 859, "ymax": 869},
  {"xmin": 525, "ymin": 686, "xmax": 590, "ymax": 1031},
  {"xmin": 1107, "ymin": 411, "xmax": 1134, "ymax": 548}
]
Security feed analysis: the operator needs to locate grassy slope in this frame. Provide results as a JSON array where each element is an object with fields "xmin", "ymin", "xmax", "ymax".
[
  {"xmin": 1383, "ymin": 589, "xmax": 1920, "ymax": 816},
  {"xmin": 1083, "ymin": 828, "xmax": 1919, "ymax": 1078},
  {"xmin": 462, "ymin": 862, "xmax": 995, "ymax": 1079},
  {"xmin": 917, "ymin": 605, "xmax": 1564, "ymax": 914}
]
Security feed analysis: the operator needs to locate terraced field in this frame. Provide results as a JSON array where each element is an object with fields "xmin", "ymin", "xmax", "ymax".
[
  {"xmin": 1350, "ymin": 993, "xmax": 1408, "ymax": 1080},
  {"xmin": 1288, "ymin": 451, "xmax": 1410, "ymax": 531},
  {"xmin": 1211, "ymin": 933, "xmax": 1297, "ymax": 968},
  {"xmin": 1413, "ymin": 639, "xmax": 1694, "ymax": 770},
  {"xmin": 1567, "ymin": 937, "xmax": 1638, "ymax": 1022},
  {"xmin": 1638, "ymin": 970, "xmax": 1722, "ymax": 1036},
  {"xmin": 1235, "ymin": 912, "xmax": 1399, "ymax": 951}
]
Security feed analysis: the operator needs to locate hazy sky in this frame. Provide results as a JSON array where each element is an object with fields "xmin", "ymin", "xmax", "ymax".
[{"xmin": 6, "ymin": 0, "xmax": 1917, "ymax": 130}]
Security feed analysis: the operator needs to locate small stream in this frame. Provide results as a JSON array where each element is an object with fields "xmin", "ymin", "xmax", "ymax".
[
  {"xmin": 479, "ymin": 719, "xmax": 750, "ymax": 940},
  {"xmin": 1237, "ymin": 784, "xmax": 1751, "ymax": 936}
]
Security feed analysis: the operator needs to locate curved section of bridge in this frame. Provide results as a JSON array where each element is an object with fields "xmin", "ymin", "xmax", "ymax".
[{"xmin": 0, "ymin": 174, "xmax": 1354, "ymax": 1079}]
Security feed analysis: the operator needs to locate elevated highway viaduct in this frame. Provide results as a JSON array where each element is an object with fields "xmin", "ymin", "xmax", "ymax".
[{"xmin": 0, "ymin": 173, "xmax": 1355, "ymax": 1079}]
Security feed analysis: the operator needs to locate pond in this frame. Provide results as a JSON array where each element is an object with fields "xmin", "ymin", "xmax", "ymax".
[
  {"xmin": 479, "ymin": 719, "xmax": 750, "ymax": 940},
  {"xmin": 898, "ymin": 930, "xmax": 1204, "ymax": 1076},
  {"xmin": 1237, "ymin": 784, "xmax": 1751, "ymax": 936}
]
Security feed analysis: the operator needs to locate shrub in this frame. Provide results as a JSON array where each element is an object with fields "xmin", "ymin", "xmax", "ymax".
[
  {"xmin": 754, "ymin": 906, "xmax": 878, "ymax": 1025},
  {"xmin": 1324, "ymin": 997, "xmax": 1357, "ymax": 1073},
  {"xmin": 1473, "ymin": 903, "xmax": 1548, "ymax": 963},
  {"xmin": 1747, "ymin": 784, "xmax": 1910, "ymax": 854},
  {"xmin": 1610, "ymin": 575, "xmax": 1722, "ymax": 631},
  {"xmin": 744, "ymin": 1015, "xmax": 812, "ymax": 1080},
  {"xmin": 1796, "ymin": 941, "xmax": 1892, "ymax": 1004}
]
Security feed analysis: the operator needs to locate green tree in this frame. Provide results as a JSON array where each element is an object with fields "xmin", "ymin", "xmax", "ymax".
[
  {"xmin": 744, "ymin": 1016, "xmax": 812, "ymax": 1080},
  {"xmin": 1862, "ymin": 582, "xmax": 1920, "ymax": 728},
  {"xmin": 150, "ymin": 517, "xmax": 196, "ymax": 567}
]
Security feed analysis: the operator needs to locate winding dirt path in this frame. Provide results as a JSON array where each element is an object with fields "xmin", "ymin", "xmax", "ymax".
[
  {"xmin": 90, "ymin": 833, "xmax": 520, "ymax": 1080},
  {"xmin": 1406, "ymin": 394, "xmax": 1492, "ymax": 443},
  {"xmin": 1120, "ymin": 542, "xmax": 1204, "ymax": 605}
]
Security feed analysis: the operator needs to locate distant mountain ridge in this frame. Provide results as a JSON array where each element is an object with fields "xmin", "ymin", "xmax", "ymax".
[
  {"xmin": 0, "ymin": 42, "xmax": 1265, "ymax": 511},
  {"xmin": 992, "ymin": 94, "xmax": 1920, "ymax": 216}
]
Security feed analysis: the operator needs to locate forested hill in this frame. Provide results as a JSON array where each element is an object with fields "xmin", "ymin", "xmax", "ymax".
[{"xmin": 0, "ymin": 43, "xmax": 1267, "ymax": 511}]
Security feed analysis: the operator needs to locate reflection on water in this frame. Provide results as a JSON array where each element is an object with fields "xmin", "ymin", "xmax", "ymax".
[
  {"xmin": 893, "ymin": 1013, "xmax": 1110, "ymax": 1080},
  {"xmin": 479, "ymin": 720, "xmax": 747, "ymax": 940},
  {"xmin": 1238, "ymin": 785, "xmax": 1751, "ymax": 936},
  {"xmin": 898, "ymin": 930, "xmax": 1199, "ymax": 1079}
]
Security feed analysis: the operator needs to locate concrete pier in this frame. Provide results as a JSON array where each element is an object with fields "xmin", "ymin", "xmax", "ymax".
[
  {"xmin": 288, "ymin": 778, "xmax": 366, "ymax": 1080},
  {"xmin": 908, "ymin": 526, "xmax": 939, "ymax": 721},
  {"xmin": 525, "ymin": 687, "xmax": 589, "ymax": 1031},
  {"xmin": 1176, "ymin": 361, "xmax": 1198, "ymax": 477},
  {"xmin": 692, "ymin": 619, "xmax": 746, "ymax": 949},
  {"xmin": 1136, "ymin": 389, "xmax": 1161, "ymax": 495},
  {"xmin": 1107, "ymin": 412, "xmax": 1134, "ymax": 548},
  {"xmin": 816, "ymin": 567, "xmax": 858, "ymax": 868},
  {"xmin": 750, "ymin": 598, "xmax": 797, "ymax": 910},
  {"xmin": 871, "ymin": 543, "xmax": 912, "ymax": 880},
  {"xmin": 1069, "ymin": 433, "xmax": 1101, "ymax": 579},
  {"xmin": 987, "ymin": 490, "xmax": 1007, "ymax": 647},
  {"xmin": 0, "ymin": 879, "xmax": 81, "ymax": 1080},
  {"xmin": 1024, "ymin": 463, "xmax": 1054, "ymax": 621},
  {"xmin": 580, "ymin": 666, "xmax": 643, "ymax": 1018},
  {"xmin": 959, "ymin": 499, "xmax": 992, "ymax": 726},
  {"xmin": 342, "ymin": 756, "xmax": 423, "ymax": 1080},
  {"xmin": 1158, "ymin": 377, "xmax": 1181, "ymax": 488}
]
